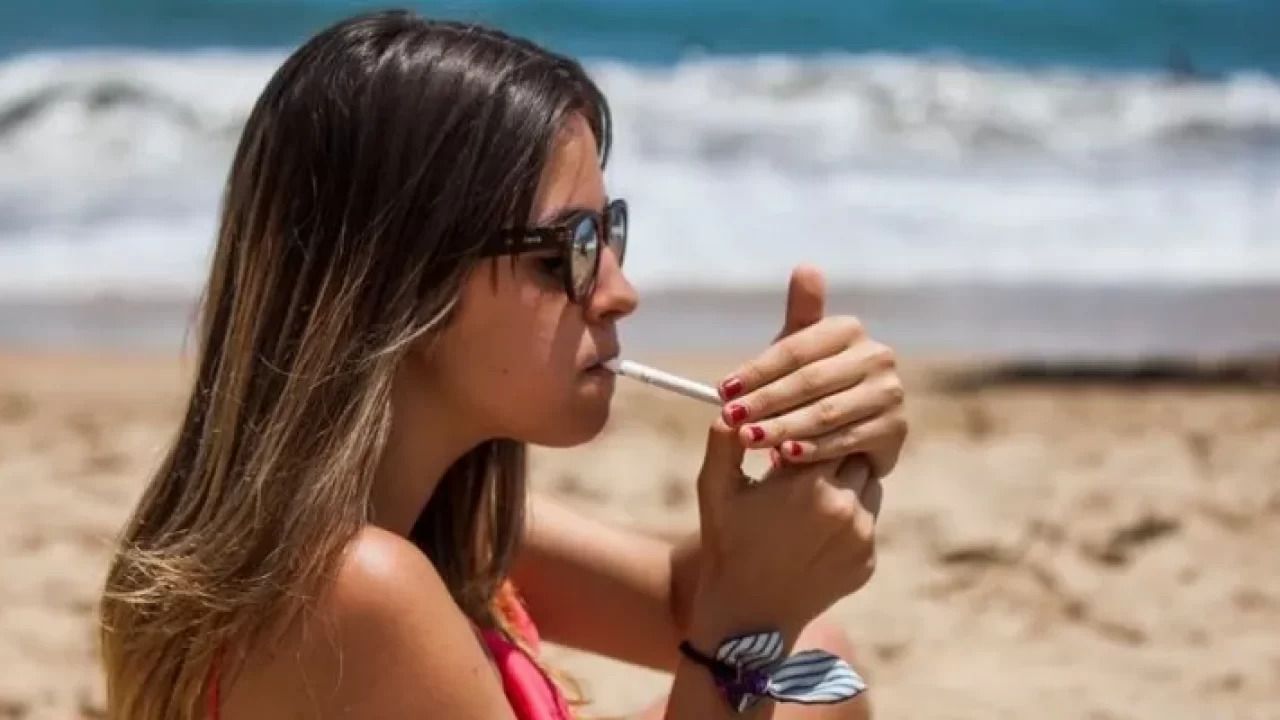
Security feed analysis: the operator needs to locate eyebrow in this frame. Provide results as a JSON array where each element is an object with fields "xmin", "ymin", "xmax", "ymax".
[{"xmin": 535, "ymin": 198, "xmax": 608, "ymax": 226}]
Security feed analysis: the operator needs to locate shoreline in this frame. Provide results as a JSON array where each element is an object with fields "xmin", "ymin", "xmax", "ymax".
[{"xmin": 2, "ymin": 281, "xmax": 1278, "ymax": 364}]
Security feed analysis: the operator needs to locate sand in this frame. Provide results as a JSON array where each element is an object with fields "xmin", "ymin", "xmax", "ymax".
[{"xmin": 1, "ymin": 350, "xmax": 1278, "ymax": 719}]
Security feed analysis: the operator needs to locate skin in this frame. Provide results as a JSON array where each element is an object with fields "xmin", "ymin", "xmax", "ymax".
[{"xmin": 221, "ymin": 113, "xmax": 905, "ymax": 718}]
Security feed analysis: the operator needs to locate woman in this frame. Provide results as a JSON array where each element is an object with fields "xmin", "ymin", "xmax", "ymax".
[{"xmin": 99, "ymin": 10, "xmax": 907, "ymax": 719}]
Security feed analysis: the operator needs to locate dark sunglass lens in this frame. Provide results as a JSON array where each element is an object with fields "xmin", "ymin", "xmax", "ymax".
[
  {"xmin": 570, "ymin": 214, "xmax": 601, "ymax": 299},
  {"xmin": 608, "ymin": 201, "xmax": 627, "ymax": 266}
]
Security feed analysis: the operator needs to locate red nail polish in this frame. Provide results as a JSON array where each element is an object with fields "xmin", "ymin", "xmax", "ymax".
[
  {"xmin": 720, "ymin": 377, "xmax": 744, "ymax": 400},
  {"xmin": 747, "ymin": 425, "xmax": 765, "ymax": 443},
  {"xmin": 788, "ymin": 441, "xmax": 804, "ymax": 458},
  {"xmin": 724, "ymin": 403, "xmax": 748, "ymax": 425}
]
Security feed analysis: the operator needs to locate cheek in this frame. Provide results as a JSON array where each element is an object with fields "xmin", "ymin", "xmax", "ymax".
[
  {"xmin": 480, "ymin": 340, "xmax": 563, "ymax": 417},
  {"xmin": 439, "ymin": 268, "xmax": 609, "ymax": 443}
]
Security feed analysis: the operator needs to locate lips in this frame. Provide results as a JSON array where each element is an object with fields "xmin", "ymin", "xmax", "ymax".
[{"xmin": 586, "ymin": 347, "xmax": 620, "ymax": 372}]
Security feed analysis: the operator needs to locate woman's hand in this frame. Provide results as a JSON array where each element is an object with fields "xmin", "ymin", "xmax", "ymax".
[
  {"xmin": 717, "ymin": 266, "xmax": 907, "ymax": 478},
  {"xmin": 688, "ymin": 421, "xmax": 879, "ymax": 643}
]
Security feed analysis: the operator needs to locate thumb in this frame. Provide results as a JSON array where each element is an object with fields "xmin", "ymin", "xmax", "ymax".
[
  {"xmin": 696, "ymin": 419, "xmax": 747, "ymax": 535},
  {"xmin": 777, "ymin": 264, "xmax": 827, "ymax": 340}
]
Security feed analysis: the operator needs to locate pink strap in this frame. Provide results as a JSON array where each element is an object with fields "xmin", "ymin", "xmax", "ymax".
[
  {"xmin": 480, "ymin": 628, "xmax": 573, "ymax": 720},
  {"xmin": 483, "ymin": 582, "xmax": 572, "ymax": 719}
]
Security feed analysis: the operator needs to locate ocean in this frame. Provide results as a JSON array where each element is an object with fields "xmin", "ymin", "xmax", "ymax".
[{"xmin": 1, "ymin": 0, "xmax": 1278, "ymax": 357}]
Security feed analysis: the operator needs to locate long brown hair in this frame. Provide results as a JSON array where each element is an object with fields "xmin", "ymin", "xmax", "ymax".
[{"xmin": 98, "ymin": 10, "xmax": 610, "ymax": 719}]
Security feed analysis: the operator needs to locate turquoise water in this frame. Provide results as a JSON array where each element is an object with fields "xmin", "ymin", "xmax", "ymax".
[
  {"xmin": 2, "ymin": 0, "xmax": 1278, "ymax": 74},
  {"xmin": 1, "ymin": 0, "xmax": 1277, "ymax": 303}
]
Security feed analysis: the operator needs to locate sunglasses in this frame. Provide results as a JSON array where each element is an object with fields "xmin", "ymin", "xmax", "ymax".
[{"xmin": 482, "ymin": 198, "xmax": 628, "ymax": 303}]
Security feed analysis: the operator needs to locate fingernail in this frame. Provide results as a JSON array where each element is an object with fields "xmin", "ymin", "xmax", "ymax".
[
  {"xmin": 746, "ymin": 425, "xmax": 765, "ymax": 443},
  {"xmin": 787, "ymin": 441, "xmax": 804, "ymax": 458},
  {"xmin": 720, "ymin": 377, "xmax": 744, "ymax": 400},
  {"xmin": 723, "ymin": 403, "xmax": 748, "ymax": 425}
]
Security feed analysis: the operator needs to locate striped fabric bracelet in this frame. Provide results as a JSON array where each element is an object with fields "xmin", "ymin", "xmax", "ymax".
[{"xmin": 678, "ymin": 630, "xmax": 867, "ymax": 713}]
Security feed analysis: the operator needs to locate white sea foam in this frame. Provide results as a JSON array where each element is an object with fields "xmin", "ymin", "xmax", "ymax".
[{"xmin": 1, "ymin": 49, "xmax": 1277, "ymax": 299}]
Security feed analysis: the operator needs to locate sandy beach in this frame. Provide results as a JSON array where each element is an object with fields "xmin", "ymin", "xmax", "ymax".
[
  {"xmin": 1, "ymin": 349, "xmax": 1278, "ymax": 719},
  {"xmin": 4, "ymin": 0, "xmax": 1278, "ymax": 716}
]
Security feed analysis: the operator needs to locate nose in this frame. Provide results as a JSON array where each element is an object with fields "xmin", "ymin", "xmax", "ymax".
[{"xmin": 584, "ymin": 245, "xmax": 638, "ymax": 323}]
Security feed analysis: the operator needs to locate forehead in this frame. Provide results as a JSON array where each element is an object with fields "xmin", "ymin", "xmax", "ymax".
[{"xmin": 531, "ymin": 113, "xmax": 605, "ymax": 224}]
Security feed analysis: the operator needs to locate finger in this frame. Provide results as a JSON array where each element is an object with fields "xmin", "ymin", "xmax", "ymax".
[
  {"xmin": 859, "ymin": 411, "xmax": 908, "ymax": 480},
  {"xmin": 722, "ymin": 340, "xmax": 895, "ymax": 428},
  {"xmin": 759, "ymin": 453, "xmax": 839, "ymax": 484},
  {"xmin": 832, "ymin": 455, "xmax": 871, "ymax": 497},
  {"xmin": 718, "ymin": 315, "xmax": 865, "ymax": 402},
  {"xmin": 736, "ymin": 376, "xmax": 903, "ymax": 452},
  {"xmin": 776, "ymin": 264, "xmax": 826, "ymax": 341},
  {"xmin": 781, "ymin": 456, "xmax": 844, "ymax": 483},
  {"xmin": 860, "ymin": 477, "xmax": 884, "ymax": 519},
  {"xmin": 696, "ymin": 419, "xmax": 748, "ymax": 536},
  {"xmin": 775, "ymin": 410, "xmax": 909, "ymax": 477}
]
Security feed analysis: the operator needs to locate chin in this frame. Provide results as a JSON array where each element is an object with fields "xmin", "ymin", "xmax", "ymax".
[
  {"xmin": 564, "ymin": 404, "xmax": 613, "ymax": 446},
  {"xmin": 577, "ymin": 401, "xmax": 612, "ymax": 440},
  {"xmin": 527, "ymin": 397, "xmax": 612, "ymax": 448}
]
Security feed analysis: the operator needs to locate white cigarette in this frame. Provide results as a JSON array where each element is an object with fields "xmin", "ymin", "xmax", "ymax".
[{"xmin": 603, "ymin": 358, "xmax": 722, "ymax": 406}]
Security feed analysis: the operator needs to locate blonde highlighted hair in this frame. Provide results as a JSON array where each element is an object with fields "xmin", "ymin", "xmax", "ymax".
[{"xmin": 98, "ymin": 10, "xmax": 610, "ymax": 718}]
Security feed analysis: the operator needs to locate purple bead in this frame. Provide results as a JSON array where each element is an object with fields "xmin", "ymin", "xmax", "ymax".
[
  {"xmin": 746, "ymin": 669, "xmax": 770, "ymax": 696},
  {"xmin": 715, "ymin": 666, "xmax": 772, "ymax": 711}
]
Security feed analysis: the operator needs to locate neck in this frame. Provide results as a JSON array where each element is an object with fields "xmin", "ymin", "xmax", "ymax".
[{"xmin": 372, "ymin": 360, "xmax": 490, "ymax": 537}]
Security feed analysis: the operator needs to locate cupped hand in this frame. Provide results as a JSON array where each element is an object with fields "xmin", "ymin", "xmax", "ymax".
[
  {"xmin": 689, "ymin": 420, "xmax": 880, "ymax": 641},
  {"xmin": 717, "ymin": 265, "xmax": 908, "ymax": 478}
]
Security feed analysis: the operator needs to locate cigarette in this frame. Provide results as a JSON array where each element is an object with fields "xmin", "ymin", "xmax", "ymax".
[{"xmin": 603, "ymin": 358, "xmax": 722, "ymax": 406}]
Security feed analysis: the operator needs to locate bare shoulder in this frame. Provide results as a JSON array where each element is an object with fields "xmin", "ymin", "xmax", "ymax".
[
  {"xmin": 330, "ymin": 525, "xmax": 452, "ymax": 621},
  {"xmin": 223, "ymin": 526, "xmax": 514, "ymax": 719}
]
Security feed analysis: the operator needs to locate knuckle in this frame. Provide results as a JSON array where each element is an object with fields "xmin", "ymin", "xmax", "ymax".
[
  {"xmin": 841, "ymin": 421, "xmax": 868, "ymax": 448},
  {"xmin": 815, "ymin": 397, "xmax": 844, "ymax": 430},
  {"xmin": 890, "ymin": 413, "xmax": 910, "ymax": 440},
  {"xmin": 833, "ymin": 315, "xmax": 864, "ymax": 339},
  {"xmin": 867, "ymin": 342, "xmax": 897, "ymax": 370},
  {"xmin": 739, "ymin": 360, "xmax": 764, "ymax": 387},
  {"xmin": 805, "ymin": 440, "xmax": 838, "ymax": 462},
  {"xmin": 796, "ymin": 365, "xmax": 825, "ymax": 397},
  {"xmin": 882, "ymin": 378, "xmax": 906, "ymax": 406},
  {"xmin": 819, "ymin": 490, "xmax": 858, "ymax": 525},
  {"xmin": 778, "ymin": 340, "xmax": 806, "ymax": 370}
]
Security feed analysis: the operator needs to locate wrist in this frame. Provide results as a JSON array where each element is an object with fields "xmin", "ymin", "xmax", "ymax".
[
  {"xmin": 686, "ymin": 585, "xmax": 803, "ymax": 654},
  {"xmin": 678, "ymin": 625, "xmax": 869, "ymax": 713}
]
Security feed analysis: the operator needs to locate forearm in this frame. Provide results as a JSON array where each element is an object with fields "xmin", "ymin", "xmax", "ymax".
[
  {"xmin": 667, "ymin": 530, "xmax": 704, "ymax": 637},
  {"xmin": 513, "ymin": 496, "xmax": 684, "ymax": 670}
]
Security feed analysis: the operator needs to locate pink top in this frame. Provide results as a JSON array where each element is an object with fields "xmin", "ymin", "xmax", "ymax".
[
  {"xmin": 204, "ymin": 582, "xmax": 571, "ymax": 719},
  {"xmin": 482, "ymin": 582, "xmax": 574, "ymax": 720}
]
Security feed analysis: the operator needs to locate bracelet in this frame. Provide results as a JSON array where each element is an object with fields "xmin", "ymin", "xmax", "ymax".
[{"xmin": 679, "ymin": 630, "xmax": 866, "ymax": 713}]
